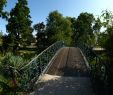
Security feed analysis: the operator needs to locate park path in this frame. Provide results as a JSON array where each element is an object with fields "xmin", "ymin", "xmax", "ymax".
[{"xmin": 31, "ymin": 47, "xmax": 96, "ymax": 95}]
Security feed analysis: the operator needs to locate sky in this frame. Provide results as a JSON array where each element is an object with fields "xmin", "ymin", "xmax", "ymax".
[{"xmin": 0, "ymin": 0, "xmax": 113, "ymax": 34}]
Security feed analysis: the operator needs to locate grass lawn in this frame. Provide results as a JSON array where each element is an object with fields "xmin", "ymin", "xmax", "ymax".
[{"xmin": 17, "ymin": 49, "xmax": 38, "ymax": 60}]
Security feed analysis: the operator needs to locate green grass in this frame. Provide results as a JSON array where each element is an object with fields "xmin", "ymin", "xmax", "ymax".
[{"xmin": 17, "ymin": 50, "xmax": 37, "ymax": 60}]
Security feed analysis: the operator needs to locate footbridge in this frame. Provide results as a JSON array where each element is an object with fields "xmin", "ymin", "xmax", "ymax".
[{"xmin": 20, "ymin": 41, "xmax": 113, "ymax": 95}]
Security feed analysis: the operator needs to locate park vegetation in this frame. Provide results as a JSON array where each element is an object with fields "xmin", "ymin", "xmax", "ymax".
[{"xmin": 0, "ymin": 0, "xmax": 113, "ymax": 94}]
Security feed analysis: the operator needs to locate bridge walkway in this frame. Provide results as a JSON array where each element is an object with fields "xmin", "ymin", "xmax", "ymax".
[{"xmin": 31, "ymin": 47, "xmax": 96, "ymax": 95}]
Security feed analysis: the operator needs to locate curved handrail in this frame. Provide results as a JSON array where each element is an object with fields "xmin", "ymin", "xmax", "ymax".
[
  {"xmin": 76, "ymin": 42, "xmax": 113, "ymax": 89},
  {"xmin": 21, "ymin": 41, "xmax": 63, "ymax": 70},
  {"xmin": 19, "ymin": 41, "xmax": 64, "ymax": 91}
]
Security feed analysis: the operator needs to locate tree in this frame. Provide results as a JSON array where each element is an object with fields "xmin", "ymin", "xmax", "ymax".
[
  {"xmin": 59, "ymin": 17, "xmax": 72, "ymax": 45},
  {"xmin": 6, "ymin": 0, "xmax": 32, "ymax": 52},
  {"xmin": 0, "ymin": 31, "xmax": 3, "ymax": 45},
  {"xmin": 46, "ymin": 10, "xmax": 72, "ymax": 45},
  {"xmin": 0, "ymin": 0, "xmax": 8, "ymax": 19},
  {"xmin": 2, "ymin": 35, "xmax": 11, "ymax": 53},
  {"xmin": 0, "ymin": 0, "xmax": 6, "ymax": 13},
  {"xmin": 101, "ymin": 10, "xmax": 113, "ymax": 28},
  {"xmin": 98, "ymin": 32, "xmax": 107, "ymax": 47},
  {"xmin": 93, "ymin": 17, "xmax": 102, "ymax": 45},
  {"xmin": 33, "ymin": 22, "xmax": 46, "ymax": 52},
  {"xmin": 46, "ymin": 11, "xmax": 64, "ymax": 44},
  {"xmin": 0, "ymin": 31, "xmax": 3, "ymax": 52},
  {"xmin": 0, "ymin": 0, "xmax": 7, "ymax": 52},
  {"xmin": 105, "ymin": 27, "xmax": 113, "ymax": 57},
  {"xmin": 74, "ymin": 12, "xmax": 95, "ymax": 46},
  {"xmin": 93, "ymin": 17, "xmax": 101, "ymax": 33},
  {"xmin": 66, "ymin": 17, "xmax": 76, "ymax": 45},
  {"xmin": 100, "ymin": 10, "xmax": 113, "ymax": 62}
]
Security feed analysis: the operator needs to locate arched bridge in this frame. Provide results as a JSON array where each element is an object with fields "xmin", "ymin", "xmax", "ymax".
[{"xmin": 21, "ymin": 41, "xmax": 113, "ymax": 95}]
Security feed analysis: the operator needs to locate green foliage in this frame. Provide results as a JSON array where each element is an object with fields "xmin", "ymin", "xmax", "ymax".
[
  {"xmin": 66, "ymin": 17, "xmax": 76, "ymax": 44},
  {"xmin": 101, "ymin": 10, "xmax": 113, "ymax": 28},
  {"xmin": 93, "ymin": 17, "xmax": 101, "ymax": 33},
  {"xmin": 0, "ymin": 0, "xmax": 8, "ymax": 19},
  {"xmin": 74, "ymin": 12, "xmax": 95, "ymax": 46},
  {"xmin": 0, "ymin": 31, "xmax": 3, "ymax": 46},
  {"xmin": 46, "ymin": 10, "xmax": 64, "ymax": 43},
  {"xmin": 2, "ymin": 34, "xmax": 15, "ymax": 53},
  {"xmin": 93, "ymin": 17, "xmax": 102, "ymax": 45},
  {"xmin": 98, "ymin": 32, "xmax": 107, "ymax": 47},
  {"xmin": 104, "ymin": 27, "xmax": 113, "ymax": 57},
  {"xmin": 0, "ymin": 52, "xmax": 28, "ymax": 94},
  {"xmin": 46, "ymin": 10, "xmax": 73, "ymax": 46},
  {"xmin": 6, "ymin": 0, "xmax": 32, "ymax": 52},
  {"xmin": 0, "ymin": 0, "xmax": 6, "ymax": 12},
  {"xmin": 34, "ymin": 22, "xmax": 47, "ymax": 52},
  {"xmin": 100, "ymin": 10, "xmax": 113, "ymax": 59}
]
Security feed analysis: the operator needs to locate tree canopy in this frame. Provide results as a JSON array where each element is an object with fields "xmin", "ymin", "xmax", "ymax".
[
  {"xmin": 33, "ymin": 22, "xmax": 46, "ymax": 52},
  {"xmin": 0, "ymin": 0, "xmax": 6, "ymax": 16},
  {"xmin": 6, "ymin": 0, "xmax": 32, "ymax": 52},
  {"xmin": 0, "ymin": 0, "xmax": 8, "ymax": 19},
  {"xmin": 74, "ymin": 12, "xmax": 95, "ymax": 45},
  {"xmin": 100, "ymin": 10, "xmax": 113, "ymax": 58},
  {"xmin": 46, "ymin": 10, "xmax": 72, "ymax": 45}
]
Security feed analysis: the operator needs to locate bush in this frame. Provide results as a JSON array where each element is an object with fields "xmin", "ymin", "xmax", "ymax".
[{"xmin": 0, "ymin": 52, "xmax": 29, "ymax": 94}]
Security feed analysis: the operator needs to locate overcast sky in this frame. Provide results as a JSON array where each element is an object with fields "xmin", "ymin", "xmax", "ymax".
[{"xmin": 0, "ymin": 0, "xmax": 113, "ymax": 34}]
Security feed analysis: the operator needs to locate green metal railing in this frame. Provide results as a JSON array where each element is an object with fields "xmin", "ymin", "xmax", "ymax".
[
  {"xmin": 19, "ymin": 41, "xmax": 64, "ymax": 91},
  {"xmin": 76, "ymin": 42, "xmax": 113, "ymax": 94}
]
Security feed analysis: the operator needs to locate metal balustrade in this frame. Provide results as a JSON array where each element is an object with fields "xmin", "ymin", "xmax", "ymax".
[
  {"xmin": 19, "ymin": 41, "xmax": 64, "ymax": 91},
  {"xmin": 76, "ymin": 42, "xmax": 113, "ymax": 94}
]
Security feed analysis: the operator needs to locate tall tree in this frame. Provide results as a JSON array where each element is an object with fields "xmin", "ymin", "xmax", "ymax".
[
  {"xmin": 101, "ymin": 10, "xmax": 113, "ymax": 28},
  {"xmin": 46, "ymin": 10, "xmax": 72, "ymax": 45},
  {"xmin": 66, "ymin": 17, "xmax": 76, "ymax": 45},
  {"xmin": 6, "ymin": 0, "xmax": 32, "ymax": 52},
  {"xmin": 59, "ymin": 17, "xmax": 72, "ymax": 45},
  {"xmin": 0, "ymin": 31, "xmax": 3, "ymax": 46},
  {"xmin": 93, "ymin": 17, "xmax": 101, "ymax": 45},
  {"xmin": 2, "ymin": 35, "xmax": 11, "ymax": 52},
  {"xmin": 0, "ymin": 31, "xmax": 3, "ymax": 52},
  {"xmin": 74, "ymin": 12, "xmax": 95, "ymax": 45},
  {"xmin": 46, "ymin": 10, "xmax": 64, "ymax": 44},
  {"xmin": 101, "ymin": 10, "xmax": 113, "ymax": 58},
  {"xmin": 0, "ymin": 0, "xmax": 7, "ymax": 19},
  {"xmin": 33, "ymin": 22, "xmax": 46, "ymax": 52},
  {"xmin": 0, "ymin": 0, "xmax": 7, "ymax": 52}
]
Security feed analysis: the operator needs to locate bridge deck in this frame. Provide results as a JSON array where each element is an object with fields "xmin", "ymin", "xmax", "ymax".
[
  {"xmin": 47, "ymin": 47, "xmax": 89, "ymax": 77},
  {"xmin": 32, "ymin": 47, "xmax": 96, "ymax": 95}
]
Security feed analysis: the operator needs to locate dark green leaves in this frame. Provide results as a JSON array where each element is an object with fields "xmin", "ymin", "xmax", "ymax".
[{"xmin": 6, "ymin": 0, "xmax": 32, "ymax": 52}]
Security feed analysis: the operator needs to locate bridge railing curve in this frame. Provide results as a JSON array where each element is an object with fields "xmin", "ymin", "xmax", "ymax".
[
  {"xmin": 76, "ymin": 42, "xmax": 113, "ymax": 94},
  {"xmin": 19, "ymin": 41, "xmax": 64, "ymax": 91}
]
